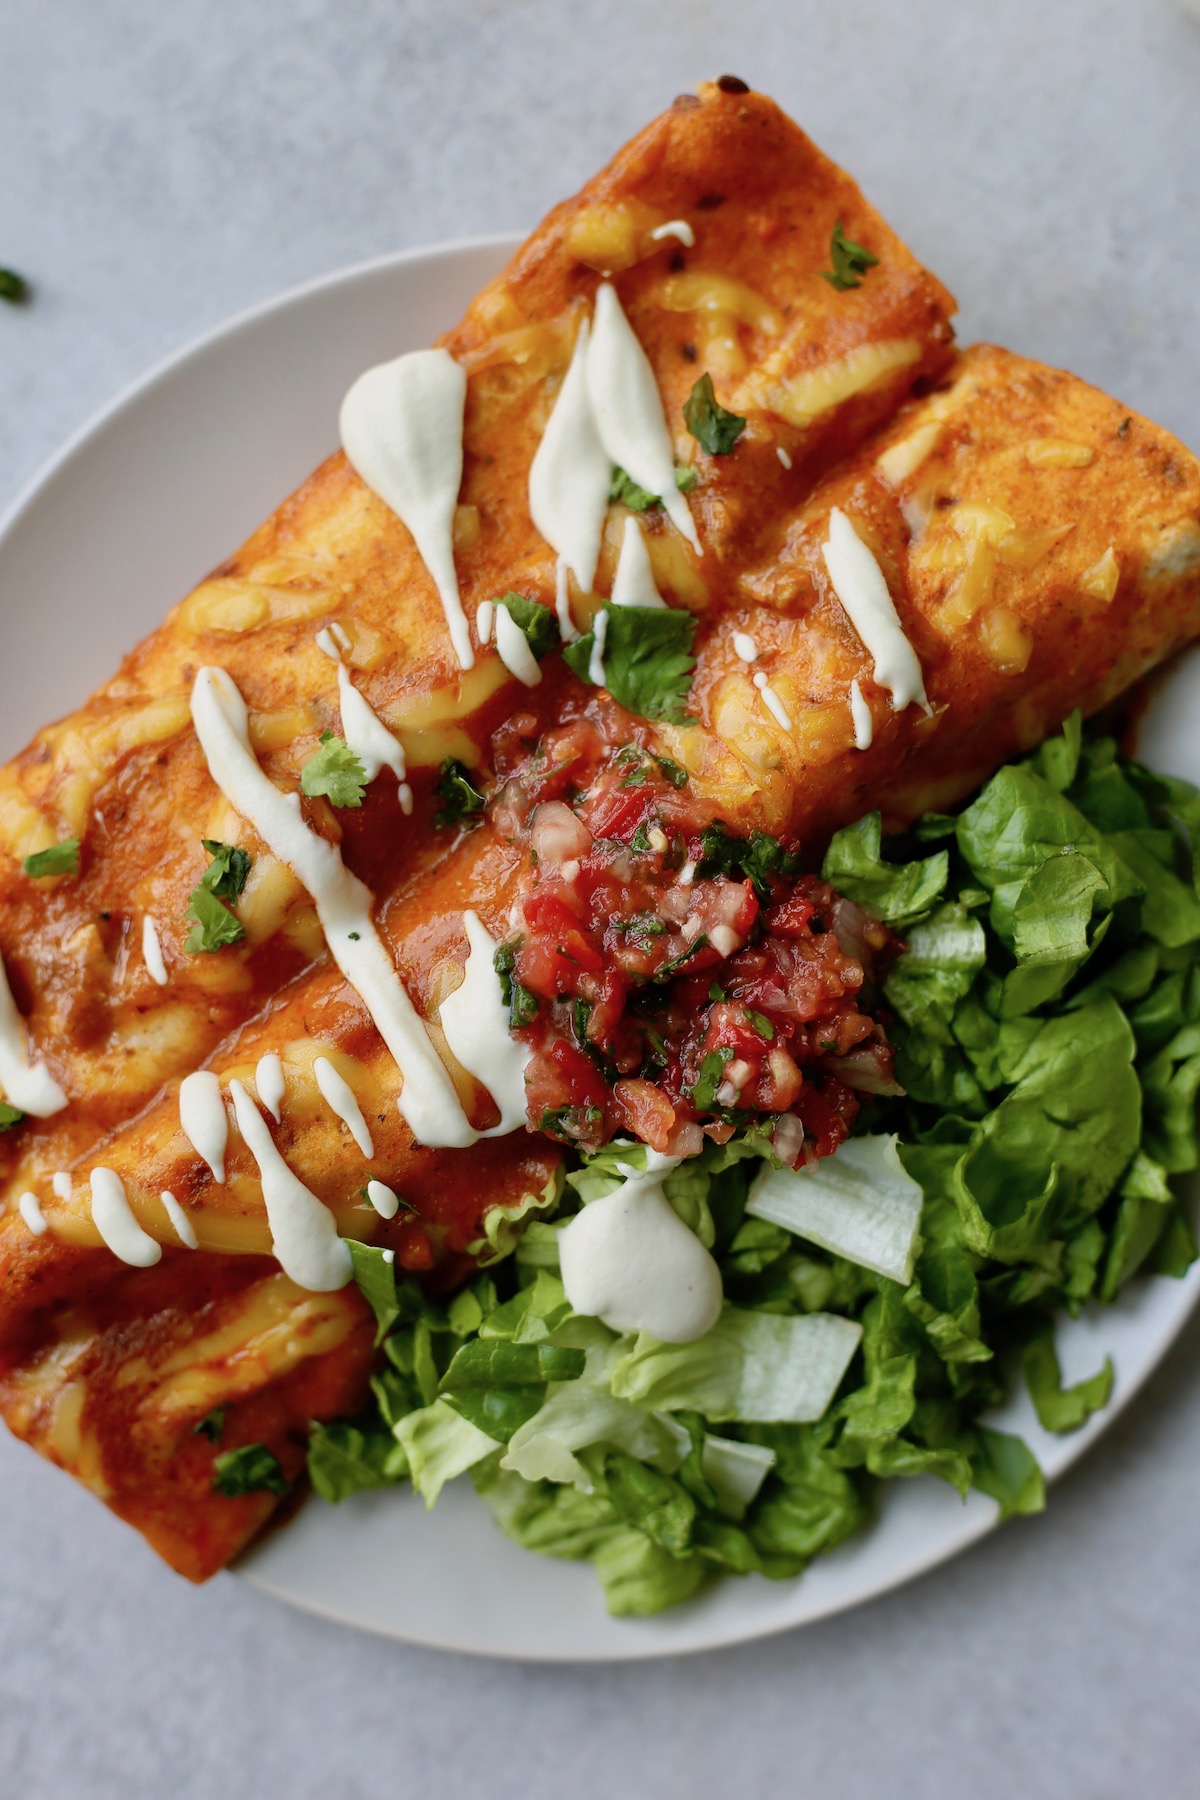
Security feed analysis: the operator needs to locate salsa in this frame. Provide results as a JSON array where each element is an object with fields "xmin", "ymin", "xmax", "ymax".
[{"xmin": 487, "ymin": 702, "xmax": 900, "ymax": 1164}]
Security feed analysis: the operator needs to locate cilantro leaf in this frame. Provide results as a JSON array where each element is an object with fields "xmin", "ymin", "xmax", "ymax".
[
  {"xmin": 494, "ymin": 940, "xmax": 540, "ymax": 1029},
  {"xmin": 434, "ymin": 757, "xmax": 487, "ymax": 829},
  {"xmin": 697, "ymin": 822, "xmax": 801, "ymax": 898},
  {"xmin": 691, "ymin": 1046, "xmax": 735, "ymax": 1109},
  {"xmin": 495, "ymin": 592, "xmax": 559, "ymax": 660},
  {"xmin": 820, "ymin": 219, "xmax": 879, "ymax": 292},
  {"xmin": 610, "ymin": 466, "xmax": 698, "ymax": 509},
  {"xmin": 0, "ymin": 1102, "xmax": 24, "ymax": 1130},
  {"xmin": 211, "ymin": 1442, "xmax": 290, "ymax": 1498},
  {"xmin": 0, "ymin": 268, "xmax": 28, "ymax": 306},
  {"xmin": 655, "ymin": 933, "xmax": 711, "ymax": 982},
  {"xmin": 307, "ymin": 1418, "xmax": 409, "ymax": 1500},
  {"xmin": 610, "ymin": 467, "xmax": 659, "ymax": 511},
  {"xmin": 199, "ymin": 839, "xmax": 252, "ymax": 902},
  {"xmin": 564, "ymin": 604, "xmax": 697, "ymax": 724},
  {"xmin": 347, "ymin": 1240, "xmax": 403, "ymax": 1343},
  {"xmin": 655, "ymin": 755, "xmax": 689, "ymax": 789},
  {"xmin": 23, "ymin": 839, "xmax": 79, "ymax": 878},
  {"xmin": 183, "ymin": 885, "xmax": 246, "ymax": 954},
  {"xmin": 300, "ymin": 730, "xmax": 367, "ymax": 808},
  {"xmin": 193, "ymin": 1406, "xmax": 228, "ymax": 1443},
  {"xmin": 683, "ymin": 373, "xmax": 745, "ymax": 456}
]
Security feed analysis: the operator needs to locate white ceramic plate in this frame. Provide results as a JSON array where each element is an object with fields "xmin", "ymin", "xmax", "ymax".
[{"xmin": 3, "ymin": 238, "xmax": 1199, "ymax": 1663}]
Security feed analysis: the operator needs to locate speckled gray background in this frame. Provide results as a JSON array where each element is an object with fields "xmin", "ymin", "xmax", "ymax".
[{"xmin": 2, "ymin": 2, "xmax": 1200, "ymax": 1795}]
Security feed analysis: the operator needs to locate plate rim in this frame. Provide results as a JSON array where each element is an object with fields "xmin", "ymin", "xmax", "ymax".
[{"xmin": 5, "ymin": 237, "xmax": 1199, "ymax": 1663}]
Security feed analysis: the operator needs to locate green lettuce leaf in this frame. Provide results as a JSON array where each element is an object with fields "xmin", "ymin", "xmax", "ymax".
[
  {"xmin": 610, "ymin": 1306, "xmax": 862, "ymax": 1423},
  {"xmin": 307, "ymin": 1419, "xmax": 409, "ymax": 1501},
  {"xmin": 1021, "ymin": 1325, "xmax": 1114, "ymax": 1433},
  {"xmin": 821, "ymin": 812, "xmax": 948, "ymax": 926}
]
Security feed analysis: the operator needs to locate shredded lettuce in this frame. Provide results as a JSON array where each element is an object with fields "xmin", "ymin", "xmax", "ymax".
[
  {"xmin": 746, "ymin": 1135, "xmax": 923, "ymax": 1284},
  {"xmin": 611, "ymin": 1307, "xmax": 863, "ymax": 1423},
  {"xmin": 302, "ymin": 717, "xmax": 1200, "ymax": 1617}
]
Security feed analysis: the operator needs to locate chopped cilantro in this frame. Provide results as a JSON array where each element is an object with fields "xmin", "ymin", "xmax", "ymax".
[
  {"xmin": 0, "ymin": 268, "xmax": 28, "ymax": 305},
  {"xmin": 691, "ymin": 1046, "xmax": 735, "ymax": 1109},
  {"xmin": 655, "ymin": 933, "xmax": 711, "ymax": 982},
  {"xmin": 617, "ymin": 749, "xmax": 687, "ymax": 790},
  {"xmin": 211, "ymin": 1442, "xmax": 290, "ymax": 1498},
  {"xmin": 745, "ymin": 1008, "xmax": 775, "ymax": 1041},
  {"xmin": 708, "ymin": 982, "xmax": 727, "ymax": 1003},
  {"xmin": 629, "ymin": 824, "xmax": 652, "ymax": 853},
  {"xmin": 610, "ymin": 466, "xmax": 698, "ymax": 510},
  {"xmin": 193, "ymin": 1406, "xmax": 228, "ymax": 1443},
  {"xmin": 185, "ymin": 830, "xmax": 255, "ymax": 951},
  {"xmin": 183, "ymin": 884, "xmax": 245, "ymax": 954},
  {"xmin": 697, "ymin": 821, "xmax": 801, "ymax": 899},
  {"xmin": 434, "ymin": 758, "xmax": 486, "ymax": 829},
  {"xmin": 820, "ymin": 219, "xmax": 879, "ymax": 292},
  {"xmin": 683, "ymin": 373, "xmax": 746, "ymax": 456},
  {"xmin": 537, "ymin": 1103, "xmax": 602, "ymax": 1142},
  {"xmin": 563, "ymin": 604, "xmax": 697, "ymax": 724},
  {"xmin": 494, "ymin": 941, "xmax": 537, "ymax": 1028},
  {"xmin": 0, "ymin": 1102, "xmax": 24, "ymax": 1131},
  {"xmin": 301, "ymin": 731, "xmax": 367, "ymax": 808},
  {"xmin": 615, "ymin": 913, "xmax": 669, "ymax": 946},
  {"xmin": 23, "ymin": 839, "xmax": 79, "ymax": 878},
  {"xmin": 495, "ymin": 591, "xmax": 559, "ymax": 659},
  {"xmin": 199, "ymin": 839, "xmax": 252, "ymax": 902},
  {"xmin": 654, "ymin": 754, "xmax": 689, "ymax": 790},
  {"xmin": 610, "ymin": 467, "xmax": 659, "ymax": 511}
]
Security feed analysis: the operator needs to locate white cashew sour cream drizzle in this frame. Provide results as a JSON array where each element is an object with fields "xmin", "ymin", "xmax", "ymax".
[
  {"xmin": 316, "ymin": 625, "xmax": 413, "ymax": 813},
  {"xmin": 821, "ymin": 506, "xmax": 929, "ymax": 723},
  {"xmin": 228, "ymin": 1080, "xmax": 351, "ymax": 1292},
  {"xmin": 528, "ymin": 283, "xmax": 701, "ymax": 636},
  {"xmin": 89, "ymin": 1167, "xmax": 162, "ymax": 1269},
  {"xmin": 437, "ymin": 910, "xmax": 532, "ymax": 1136},
  {"xmin": 559, "ymin": 1150, "xmax": 724, "ymax": 1344},
  {"xmin": 475, "ymin": 598, "xmax": 542, "ymax": 688},
  {"xmin": 191, "ymin": 666, "xmax": 472, "ymax": 1152},
  {"xmin": 0, "ymin": 948, "xmax": 66, "ymax": 1118},
  {"xmin": 178, "ymin": 1069, "xmax": 228, "ymax": 1183},
  {"xmin": 339, "ymin": 347, "xmax": 474, "ymax": 670}
]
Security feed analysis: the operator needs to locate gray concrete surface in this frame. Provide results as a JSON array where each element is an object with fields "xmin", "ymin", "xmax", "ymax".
[{"xmin": 2, "ymin": 1, "xmax": 1200, "ymax": 1794}]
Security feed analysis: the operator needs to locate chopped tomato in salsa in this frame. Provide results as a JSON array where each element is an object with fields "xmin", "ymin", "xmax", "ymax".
[{"xmin": 486, "ymin": 703, "xmax": 900, "ymax": 1170}]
